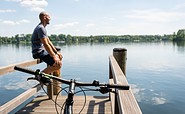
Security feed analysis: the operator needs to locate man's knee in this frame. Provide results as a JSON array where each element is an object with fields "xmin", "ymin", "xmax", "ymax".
[
  {"xmin": 53, "ymin": 64, "xmax": 62, "ymax": 70},
  {"xmin": 56, "ymin": 64, "xmax": 62, "ymax": 70}
]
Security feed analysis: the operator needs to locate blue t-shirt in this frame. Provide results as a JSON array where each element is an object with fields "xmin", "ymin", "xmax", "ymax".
[{"xmin": 31, "ymin": 23, "xmax": 47, "ymax": 55}]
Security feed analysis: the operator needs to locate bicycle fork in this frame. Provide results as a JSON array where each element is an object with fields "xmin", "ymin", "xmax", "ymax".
[{"xmin": 64, "ymin": 79, "xmax": 75, "ymax": 114}]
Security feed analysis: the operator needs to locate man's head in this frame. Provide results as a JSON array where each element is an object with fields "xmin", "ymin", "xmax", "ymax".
[{"xmin": 39, "ymin": 11, "xmax": 50, "ymax": 24}]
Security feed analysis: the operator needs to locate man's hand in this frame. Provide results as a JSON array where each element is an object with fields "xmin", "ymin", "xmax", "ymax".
[
  {"xmin": 53, "ymin": 54, "xmax": 62, "ymax": 67},
  {"xmin": 56, "ymin": 52, "xmax": 63, "ymax": 60}
]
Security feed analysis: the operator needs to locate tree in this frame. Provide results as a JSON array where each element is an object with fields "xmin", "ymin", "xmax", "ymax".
[
  {"xmin": 175, "ymin": 29, "xmax": 185, "ymax": 41},
  {"xmin": 25, "ymin": 34, "xmax": 32, "ymax": 42},
  {"xmin": 15, "ymin": 34, "xmax": 19, "ymax": 43},
  {"xmin": 66, "ymin": 34, "xmax": 72, "ymax": 43},
  {"xmin": 49, "ymin": 34, "xmax": 58, "ymax": 41},
  {"xmin": 58, "ymin": 34, "xmax": 66, "ymax": 41}
]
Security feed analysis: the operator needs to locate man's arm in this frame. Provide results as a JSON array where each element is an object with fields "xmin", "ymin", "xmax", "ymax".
[
  {"xmin": 41, "ymin": 37, "xmax": 61, "ymax": 67},
  {"xmin": 48, "ymin": 38, "xmax": 58, "ymax": 54},
  {"xmin": 41, "ymin": 37, "xmax": 56, "ymax": 57},
  {"xmin": 48, "ymin": 38, "xmax": 63, "ymax": 60}
]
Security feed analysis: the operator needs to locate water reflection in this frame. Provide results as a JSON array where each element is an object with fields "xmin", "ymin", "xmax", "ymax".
[
  {"xmin": 173, "ymin": 41, "xmax": 185, "ymax": 52},
  {"xmin": 0, "ymin": 43, "xmax": 33, "ymax": 66}
]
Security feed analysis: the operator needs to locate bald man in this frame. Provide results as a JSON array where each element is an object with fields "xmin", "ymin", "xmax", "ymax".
[{"xmin": 31, "ymin": 11, "xmax": 62, "ymax": 74}]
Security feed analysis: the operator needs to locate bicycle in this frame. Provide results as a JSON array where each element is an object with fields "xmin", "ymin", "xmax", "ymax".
[{"xmin": 14, "ymin": 66, "xmax": 129, "ymax": 114}]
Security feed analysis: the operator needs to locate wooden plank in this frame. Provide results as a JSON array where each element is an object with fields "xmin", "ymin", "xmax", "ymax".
[
  {"xmin": 16, "ymin": 96, "xmax": 112, "ymax": 114},
  {"xmin": 116, "ymin": 90, "xmax": 142, "ymax": 114},
  {"xmin": 109, "ymin": 55, "xmax": 142, "ymax": 114},
  {"xmin": 109, "ymin": 79, "xmax": 115, "ymax": 114},
  {"xmin": 0, "ymin": 84, "xmax": 41, "ymax": 114},
  {"xmin": 0, "ymin": 59, "xmax": 41, "ymax": 76},
  {"xmin": 109, "ymin": 55, "xmax": 129, "ymax": 85}
]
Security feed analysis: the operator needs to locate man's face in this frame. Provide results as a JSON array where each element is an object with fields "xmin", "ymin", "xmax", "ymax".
[{"xmin": 44, "ymin": 14, "xmax": 51, "ymax": 24}]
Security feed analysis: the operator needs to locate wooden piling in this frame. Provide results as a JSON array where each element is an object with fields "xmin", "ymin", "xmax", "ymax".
[
  {"xmin": 47, "ymin": 70, "xmax": 61, "ymax": 99},
  {"xmin": 113, "ymin": 48, "xmax": 127, "ymax": 76},
  {"xmin": 53, "ymin": 70, "xmax": 61, "ymax": 95},
  {"xmin": 47, "ymin": 79, "xmax": 53, "ymax": 99}
]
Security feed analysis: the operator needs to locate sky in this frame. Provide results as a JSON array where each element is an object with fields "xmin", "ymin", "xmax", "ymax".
[{"xmin": 1, "ymin": 0, "xmax": 185, "ymax": 37}]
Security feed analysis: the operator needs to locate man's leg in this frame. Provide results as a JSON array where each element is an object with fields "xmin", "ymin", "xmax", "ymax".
[
  {"xmin": 40, "ymin": 52, "xmax": 62, "ymax": 74},
  {"xmin": 42, "ymin": 65, "xmax": 61, "ymax": 74}
]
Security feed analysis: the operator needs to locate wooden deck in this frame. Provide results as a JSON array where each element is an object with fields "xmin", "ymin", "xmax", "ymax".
[
  {"xmin": 16, "ymin": 95, "xmax": 112, "ymax": 114},
  {"xmin": 0, "ymin": 48, "xmax": 142, "ymax": 114}
]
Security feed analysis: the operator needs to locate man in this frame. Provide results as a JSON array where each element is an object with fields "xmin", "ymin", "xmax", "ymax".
[{"xmin": 31, "ymin": 11, "xmax": 62, "ymax": 74}]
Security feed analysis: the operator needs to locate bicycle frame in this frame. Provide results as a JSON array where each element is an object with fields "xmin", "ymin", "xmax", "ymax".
[{"xmin": 14, "ymin": 66, "xmax": 129, "ymax": 114}]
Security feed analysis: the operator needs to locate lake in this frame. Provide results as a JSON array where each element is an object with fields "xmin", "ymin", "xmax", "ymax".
[{"xmin": 0, "ymin": 41, "xmax": 185, "ymax": 114}]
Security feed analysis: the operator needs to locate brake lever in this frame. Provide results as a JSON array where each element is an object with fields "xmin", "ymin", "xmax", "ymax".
[
  {"xmin": 40, "ymin": 76, "xmax": 51, "ymax": 85},
  {"xmin": 27, "ymin": 77, "xmax": 36, "ymax": 81}
]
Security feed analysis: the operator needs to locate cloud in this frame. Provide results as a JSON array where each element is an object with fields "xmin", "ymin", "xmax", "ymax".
[
  {"xmin": 0, "ymin": 9, "xmax": 16, "ymax": 13},
  {"xmin": 53, "ymin": 21, "xmax": 79, "ymax": 30},
  {"xmin": 2, "ymin": 19, "xmax": 30, "ymax": 26},
  {"xmin": 121, "ymin": 8, "xmax": 185, "ymax": 35},
  {"xmin": 174, "ymin": 3, "xmax": 185, "ymax": 9},
  {"xmin": 19, "ymin": 19, "xmax": 30, "ymax": 23},
  {"xmin": 5, "ymin": 0, "xmax": 21, "ymax": 2},
  {"xmin": 30, "ymin": 7, "xmax": 45, "ymax": 12},
  {"xmin": 125, "ymin": 9, "xmax": 185, "ymax": 23},
  {"xmin": 103, "ymin": 16, "xmax": 116, "ymax": 21},
  {"xmin": 2, "ymin": 20, "xmax": 18, "ymax": 25},
  {"xmin": 20, "ymin": 0, "xmax": 48, "ymax": 12},
  {"xmin": 86, "ymin": 23, "xmax": 95, "ymax": 27},
  {"xmin": 5, "ymin": 0, "xmax": 48, "ymax": 12}
]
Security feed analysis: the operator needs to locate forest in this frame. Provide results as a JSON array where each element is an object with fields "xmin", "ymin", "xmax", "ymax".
[{"xmin": 0, "ymin": 29, "xmax": 185, "ymax": 44}]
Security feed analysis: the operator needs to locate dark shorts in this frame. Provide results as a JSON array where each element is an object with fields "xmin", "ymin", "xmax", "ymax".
[{"xmin": 33, "ymin": 50, "xmax": 55, "ymax": 66}]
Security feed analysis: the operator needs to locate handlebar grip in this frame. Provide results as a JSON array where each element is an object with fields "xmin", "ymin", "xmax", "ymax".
[
  {"xmin": 108, "ymin": 84, "xmax": 130, "ymax": 90},
  {"xmin": 14, "ymin": 66, "xmax": 36, "ymax": 75}
]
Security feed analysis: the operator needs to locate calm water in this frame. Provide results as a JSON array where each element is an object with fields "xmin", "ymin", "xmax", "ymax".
[{"xmin": 0, "ymin": 41, "xmax": 185, "ymax": 114}]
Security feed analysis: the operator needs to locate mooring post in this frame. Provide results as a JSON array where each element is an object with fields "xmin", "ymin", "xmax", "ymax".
[
  {"xmin": 47, "ymin": 47, "xmax": 62, "ymax": 99},
  {"xmin": 113, "ymin": 48, "xmax": 127, "ymax": 76},
  {"xmin": 53, "ymin": 70, "xmax": 61, "ymax": 95},
  {"xmin": 43, "ymin": 70, "xmax": 61, "ymax": 99},
  {"xmin": 47, "ymin": 69, "xmax": 61, "ymax": 99},
  {"xmin": 47, "ymin": 79, "xmax": 53, "ymax": 99}
]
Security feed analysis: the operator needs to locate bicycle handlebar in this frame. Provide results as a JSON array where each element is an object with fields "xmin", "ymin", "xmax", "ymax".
[
  {"xmin": 14, "ymin": 66, "xmax": 36, "ymax": 75},
  {"xmin": 14, "ymin": 66, "xmax": 129, "ymax": 90}
]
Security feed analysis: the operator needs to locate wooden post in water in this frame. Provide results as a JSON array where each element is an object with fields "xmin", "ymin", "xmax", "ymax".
[
  {"xmin": 113, "ymin": 48, "xmax": 127, "ymax": 76},
  {"xmin": 47, "ymin": 47, "xmax": 62, "ymax": 99},
  {"xmin": 47, "ymin": 79, "xmax": 53, "ymax": 99},
  {"xmin": 53, "ymin": 70, "xmax": 61, "ymax": 95}
]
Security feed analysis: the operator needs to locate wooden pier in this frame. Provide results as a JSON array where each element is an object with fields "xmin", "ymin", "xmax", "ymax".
[
  {"xmin": 0, "ymin": 48, "xmax": 142, "ymax": 114},
  {"xmin": 16, "ymin": 96, "xmax": 112, "ymax": 114}
]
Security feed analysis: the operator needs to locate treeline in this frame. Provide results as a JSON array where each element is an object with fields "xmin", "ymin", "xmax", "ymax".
[
  {"xmin": 0, "ymin": 34, "xmax": 175, "ymax": 44},
  {"xmin": 1, "ymin": 29, "xmax": 185, "ymax": 44}
]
